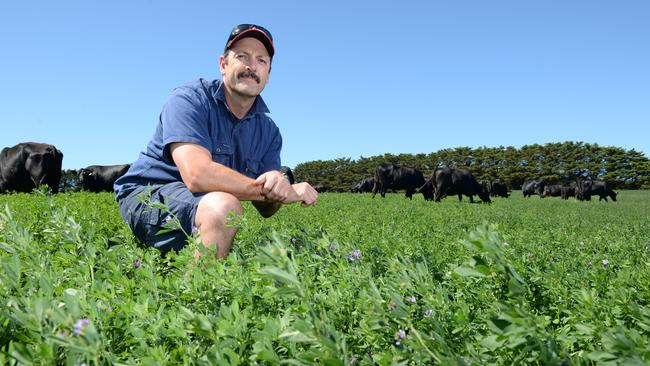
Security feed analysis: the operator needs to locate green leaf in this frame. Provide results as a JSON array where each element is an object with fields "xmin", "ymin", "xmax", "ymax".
[{"xmin": 454, "ymin": 266, "xmax": 487, "ymax": 278}]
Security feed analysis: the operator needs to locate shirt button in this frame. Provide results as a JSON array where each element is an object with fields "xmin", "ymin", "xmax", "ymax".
[{"xmin": 216, "ymin": 148, "xmax": 221, "ymax": 152}]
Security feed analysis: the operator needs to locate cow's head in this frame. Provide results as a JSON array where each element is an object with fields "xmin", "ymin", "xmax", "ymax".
[
  {"xmin": 25, "ymin": 152, "xmax": 48, "ymax": 189},
  {"xmin": 478, "ymin": 185, "xmax": 492, "ymax": 203},
  {"xmin": 78, "ymin": 168, "xmax": 94, "ymax": 184},
  {"xmin": 24, "ymin": 148, "xmax": 62, "ymax": 193}
]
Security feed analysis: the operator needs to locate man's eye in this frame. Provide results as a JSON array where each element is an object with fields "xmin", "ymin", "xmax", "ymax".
[{"xmin": 258, "ymin": 59, "xmax": 267, "ymax": 64}]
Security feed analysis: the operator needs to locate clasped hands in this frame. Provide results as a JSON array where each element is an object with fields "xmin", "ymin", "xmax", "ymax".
[{"xmin": 255, "ymin": 170, "xmax": 318, "ymax": 207}]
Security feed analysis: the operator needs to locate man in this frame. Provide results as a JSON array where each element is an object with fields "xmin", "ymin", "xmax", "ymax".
[{"xmin": 114, "ymin": 24, "xmax": 317, "ymax": 258}]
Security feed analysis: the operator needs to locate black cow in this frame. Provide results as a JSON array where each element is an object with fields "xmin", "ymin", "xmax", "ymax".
[
  {"xmin": 372, "ymin": 164, "xmax": 425, "ymax": 199},
  {"xmin": 561, "ymin": 185, "xmax": 576, "ymax": 200},
  {"xmin": 522, "ymin": 179, "xmax": 546, "ymax": 198},
  {"xmin": 280, "ymin": 166, "xmax": 295, "ymax": 184},
  {"xmin": 490, "ymin": 181, "xmax": 510, "ymax": 198},
  {"xmin": 0, "ymin": 142, "xmax": 63, "ymax": 194},
  {"xmin": 351, "ymin": 177, "xmax": 374, "ymax": 193},
  {"xmin": 78, "ymin": 164, "xmax": 131, "ymax": 192},
  {"xmin": 418, "ymin": 167, "xmax": 491, "ymax": 203},
  {"xmin": 576, "ymin": 180, "xmax": 617, "ymax": 202}
]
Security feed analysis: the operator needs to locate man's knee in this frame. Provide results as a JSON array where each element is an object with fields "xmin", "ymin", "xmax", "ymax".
[{"xmin": 195, "ymin": 192, "xmax": 243, "ymax": 226}]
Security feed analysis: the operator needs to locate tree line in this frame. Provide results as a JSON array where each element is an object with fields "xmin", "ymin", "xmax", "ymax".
[{"xmin": 293, "ymin": 141, "xmax": 650, "ymax": 192}]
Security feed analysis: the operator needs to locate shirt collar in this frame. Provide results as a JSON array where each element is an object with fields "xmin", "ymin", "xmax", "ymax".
[{"xmin": 212, "ymin": 79, "xmax": 270, "ymax": 118}]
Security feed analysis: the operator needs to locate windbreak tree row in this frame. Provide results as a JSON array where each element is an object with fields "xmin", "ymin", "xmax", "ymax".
[{"xmin": 294, "ymin": 141, "xmax": 650, "ymax": 192}]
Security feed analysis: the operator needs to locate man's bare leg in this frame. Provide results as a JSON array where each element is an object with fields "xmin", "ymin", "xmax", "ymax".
[{"xmin": 194, "ymin": 192, "xmax": 243, "ymax": 258}]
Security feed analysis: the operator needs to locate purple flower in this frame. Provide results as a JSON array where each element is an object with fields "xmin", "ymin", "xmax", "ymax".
[
  {"xmin": 602, "ymin": 259, "xmax": 609, "ymax": 266},
  {"xmin": 133, "ymin": 259, "xmax": 141, "ymax": 268},
  {"xmin": 348, "ymin": 249, "xmax": 362, "ymax": 262},
  {"xmin": 406, "ymin": 295, "xmax": 416, "ymax": 303},
  {"xmin": 107, "ymin": 306, "xmax": 113, "ymax": 312},
  {"xmin": 73, "ymin": 319, "xmax": 90, "ymax": 335},
  {"xmin": 424, "ymin": 309, "xmax": 433, "ymax": 318},
  {"xmin": 394, "ymin": 329, "xmax": 406, "ymax": 345},
  {"xmin": 191, "ymin": 226, "xmax": 199, "ymax": 235},
  {"xmin": 163, "ymin": 215, "xmax": 173, "ymax": 224}
]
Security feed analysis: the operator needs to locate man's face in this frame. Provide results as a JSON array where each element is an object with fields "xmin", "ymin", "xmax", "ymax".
[{"xmin": 220, "ymin": 37, "xmax": 271, "ymax": 99}]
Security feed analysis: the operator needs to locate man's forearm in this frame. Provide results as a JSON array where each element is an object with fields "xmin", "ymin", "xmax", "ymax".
[{"xmin": 185, "ymin": 162, "xmax": 267, "ymax": 200}]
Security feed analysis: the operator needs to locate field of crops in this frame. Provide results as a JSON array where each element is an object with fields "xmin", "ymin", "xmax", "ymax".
[{"xmin": 1, "ymin": 190, "xmax": 649, "ymax": 365}]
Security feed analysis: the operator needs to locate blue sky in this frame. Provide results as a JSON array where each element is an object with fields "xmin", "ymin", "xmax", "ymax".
[{"xmin": 1, "ymin": 1, "xmax": 648, "ymax": 170}]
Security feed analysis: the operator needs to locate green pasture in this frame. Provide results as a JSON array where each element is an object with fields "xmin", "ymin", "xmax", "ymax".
[{"xmin": 0, "ymin": 190, "xmax": 648, "ymax": 365}]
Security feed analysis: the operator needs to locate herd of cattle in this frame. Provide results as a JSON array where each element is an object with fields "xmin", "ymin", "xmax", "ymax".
[
  {"xmin": 351, "ymin": 163, "xmax": 618, "ymax": 203},
  {"xmin": 0, "ymin": 142, "xmax": 296, "ymax": 194},
  {"xmin": 0, "ymin": 142, "xmax": 129, "ymax": 193},
  {"xmin": 1, "ymin": 142, "xmax": 618, "ymax": 202}
]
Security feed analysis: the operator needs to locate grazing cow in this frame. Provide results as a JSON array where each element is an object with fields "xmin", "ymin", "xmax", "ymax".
[
  {"xmin": 576, "ymin": 180, "xmax": 617, "ymax": 202},
  {"xmin": 490, "ymin": 181, "xmax": 510, "ymax": 198},
  {"xmin": 479, "ymin": 180, "xmax": 491, "ymax": 196},
  {"xmin": 280, "ymin": 166, "xmax": 295, "ymax": 184},
  {"xmin": 78, "ymin": 164, "xmax": 131, "ymax": 192},
  {"xmin": 560, "ymin": 185, "xmax": 576, "ymax": 200},
  {"xmin": 351, "ymin": 177, "xmax": 374, "ymax": 193},
  {"xmin": 0, "ymin": 142, "xmax": 63, "ymax": 194},
  {"xmin": 372, "ymin": 164, "xmax": 425, "ymax": 199},
  {"xmin": 541, "ymin": 184, "xmax": 563, "ymax": 198},
  {"xmin": 522, "ymin": 179, "xmax": 546, "ymax": 198},
  {"xmin": 418, "ymin": 167, "xmax": 491, "ymax": 203}
]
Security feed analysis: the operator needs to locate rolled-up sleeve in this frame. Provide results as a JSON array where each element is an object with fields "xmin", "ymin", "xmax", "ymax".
[{"xmin": 160, "ymin": 87, "xmax": 212, "ymax": 162}]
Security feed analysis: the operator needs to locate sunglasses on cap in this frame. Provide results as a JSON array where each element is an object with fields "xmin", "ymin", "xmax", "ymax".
[{"xmin": 225, "ymin": 24, "xmax": 274, "ymax": 57}]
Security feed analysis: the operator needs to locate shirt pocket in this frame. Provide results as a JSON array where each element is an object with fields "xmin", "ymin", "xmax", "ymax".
[{"xmin": 211, "ymin": 143, "xmax": 233, "ymax": 166}]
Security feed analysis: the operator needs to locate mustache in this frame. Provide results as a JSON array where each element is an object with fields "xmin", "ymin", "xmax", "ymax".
[{"xmin": 237, "ymin": 70, "xmax": 260, "ymax": 83}]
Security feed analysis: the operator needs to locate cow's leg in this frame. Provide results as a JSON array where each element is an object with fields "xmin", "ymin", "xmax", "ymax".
[
  {"xmin": 469, "ymin": 195, "xmax": 474, "ymax": 203},
  {"xmin": 457, "ymin": 194, "xmax": 462, "ymax": 202},
  {"xmin": 435, "ymin": 185, "xmax": 444, "ymax": 202}
]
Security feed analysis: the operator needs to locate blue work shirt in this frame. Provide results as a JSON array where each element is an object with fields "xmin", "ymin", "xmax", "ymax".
[{"xmin": 114, "ymin": 78, "xmax": 282, "ymax": 200}]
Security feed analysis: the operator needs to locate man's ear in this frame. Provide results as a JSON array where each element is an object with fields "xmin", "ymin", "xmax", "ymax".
[{"xmin": 219, "ymin": 54, "xmax": 227, "ymax": 75}]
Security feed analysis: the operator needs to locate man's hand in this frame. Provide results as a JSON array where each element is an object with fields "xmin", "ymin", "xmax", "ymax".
[
  {"xmin": 291, "ymin": 182, "xmax": 318, "ymax": 207},
  {"xmin": 255, "ymin": 171, "xmax": 318, "ymax": 207},
  {"xmin": 255, "ymin": 170, "xmax": 294, "ymax": 202}
]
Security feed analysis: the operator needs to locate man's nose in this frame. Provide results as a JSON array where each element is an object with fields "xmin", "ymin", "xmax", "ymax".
[{"xmin": 245, "ymin": 61, "xmax": 258, "ymax": 71}]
